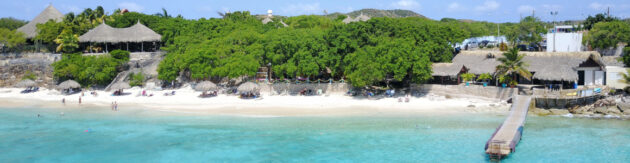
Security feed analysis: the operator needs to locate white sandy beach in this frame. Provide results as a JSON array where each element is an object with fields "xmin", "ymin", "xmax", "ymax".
[{"xmin": 0, "ymin": 86, "xmax": 509, "ymax": 116}]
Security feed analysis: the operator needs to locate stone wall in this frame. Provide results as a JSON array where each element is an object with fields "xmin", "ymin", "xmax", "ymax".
[
  {"xmin": 412, "ymin": 84, "xmax": 516, "ymax": 101},
  {"xmin": 258, "ymin": 83, "xmax": 350, "ymax": 95},
  {"xmin": 0, "ymin": 53, "xmax": 59, "ymax": 88}
]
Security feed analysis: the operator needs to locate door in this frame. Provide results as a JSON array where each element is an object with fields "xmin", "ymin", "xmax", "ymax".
[
  {"xmin": 595, "ymin": 71, "xmax": 604, "ymax": 85},
  {"xmin": 584, "ymin": 70, "xmax": 593, "ymax": 86}
]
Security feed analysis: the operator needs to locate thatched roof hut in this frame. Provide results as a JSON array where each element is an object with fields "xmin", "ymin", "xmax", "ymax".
[
  {"xmin": 78, "ymin": 21, "xmax": 161, "ymax": 43},
  {"xmin": 110, "ymin": 82, "xmax": 131, "ymax": 90},
  {"xmin": 17, "ymin": 5, "xmax": 64, "ymax": 39},
  {"xmin": 195, "ymin": 81, "xmax": 217, "ymax": 91},
  {"xmin": 431, "ymin": 63, "xmax": 466, "ymax": 77},
  {"xmin": 452, "ymin": 51, "xmax": 604, "ymax": 81},
  {"xmin": 237, "ymin": 82, "xmax": 259, "ymax": 93},
  {"xmin": 57, "ymin": 80, "xmax": 81, "ymax": 90},
  {"xmin": 15, "ymin": 79, "xmax": 36, "ymax": 88}
]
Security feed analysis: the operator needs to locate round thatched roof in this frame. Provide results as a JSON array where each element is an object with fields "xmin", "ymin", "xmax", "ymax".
[
  {"xmin": 237, "ymin": 82, "xmax": 259, "ymax": 93},
  {"xmin": 17, "ymin": 5, "xmax": 64, "ymax": 39},
  {"xmin": 57, "ymin": 80, "xmax": 81, "ymax": 90},
  {"xmin": 15, "ymin": 79, "xmax": 36, "ymax": 88},
  {"xmin": 110, "ymin": 82, "xmax": 131, "ymax": 90},
  {"xmin": 195, "ymin": 81, "xmax": 217, "ymax": 91}
]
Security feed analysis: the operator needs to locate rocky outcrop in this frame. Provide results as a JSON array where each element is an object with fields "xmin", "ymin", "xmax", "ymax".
[{"xmin": 531, "ymin": 96, "xmax": 630, "ymax": 118}]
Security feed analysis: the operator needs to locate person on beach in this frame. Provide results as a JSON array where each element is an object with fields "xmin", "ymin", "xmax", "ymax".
[
  {"xmin": 62, "ymin": 98, "xmax": 65, "ymax": 104},
  {"xmin": 79, "ymin": 97, "xmax": 82, "ymax": 104}
]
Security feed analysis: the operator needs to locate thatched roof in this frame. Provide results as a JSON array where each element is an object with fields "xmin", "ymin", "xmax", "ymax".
[
  {"xmin": 57, "ymin": 80, "xmax": 80, "ymax": 90},
  {"xmin": 78, "ymin": 21, "xmax": 161, "ymax": 43},
  {"xmin": 453, "ymin": 51, "xmax": 604, "ymax": 81},
  {"xmin": 15, "ymin": 79, "xmax": 36, "ymax": 88},
  {"xmin": 237, "ymin": 82, "xmax": 259, "ymax": 93},
  {"xmin": 110, "ymin": 82, "xmax": 131, "ymax": 90},
  {"xmin": 342, "ymin": 15, "xmax": 355, "ymax": 24},
  {"xmin": 431, "ymin": 63, "xmax": 465, "ymax": 77},
  {"xmin": 195, "ymin": 81, "xmax": 217, "ymax": 91},
  {"xmin": 17, "ymin": 5, "xmax": 64, "ymax": 39}
]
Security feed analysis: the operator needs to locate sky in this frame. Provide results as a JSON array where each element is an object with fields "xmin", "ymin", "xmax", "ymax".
[{"xmin": 1, "ymin": 0, "xmax": 629, "ymax": 23}]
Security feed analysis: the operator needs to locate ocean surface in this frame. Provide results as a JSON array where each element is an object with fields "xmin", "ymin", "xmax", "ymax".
[{"xmin": 0, "ymin": 106, "xmax": 628, "ymax": 162}]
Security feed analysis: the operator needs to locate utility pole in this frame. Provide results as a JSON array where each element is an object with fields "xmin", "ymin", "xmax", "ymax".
[
  {"xmin": 607, "ymin": 7, "xmax": 610, "ymax": 17},
  {"xmin": 551, "ymin": 11, "xmax": 558, "ymax": 52}
]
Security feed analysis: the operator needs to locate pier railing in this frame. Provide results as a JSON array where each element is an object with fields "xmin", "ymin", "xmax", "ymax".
[{"xmin": 532, "ymin": 86, "xmax": 609, "ymax": 99}]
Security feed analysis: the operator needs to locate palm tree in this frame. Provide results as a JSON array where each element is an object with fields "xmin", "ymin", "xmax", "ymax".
[
  {"xmin": 54, "ymin": 29, "xmax": 79, "ymax": 53},
  {"xmin": 495, "ymin": 47, "xmax": 532, "ymax": 86}
]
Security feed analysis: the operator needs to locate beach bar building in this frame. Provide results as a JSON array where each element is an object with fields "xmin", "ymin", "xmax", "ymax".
[
  {"xmin": 437, "ymin": 51, "xmax": 606, "ymax": 89},
  {"xmin": 16, "ymin": 4, "xmax": 64, "ymax": 51},
  {"xmin": 430, "ymin": 63, "xmax": 467, "ymax": 84},
  {"xmin": 78, "ymin": 21, "xmax": 162, "ymax": 53}
]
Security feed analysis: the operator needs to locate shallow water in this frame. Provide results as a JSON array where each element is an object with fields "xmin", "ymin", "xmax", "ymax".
[{"xmin": 0, "ymin": 106, "xmax": 628, "ymax": 162}]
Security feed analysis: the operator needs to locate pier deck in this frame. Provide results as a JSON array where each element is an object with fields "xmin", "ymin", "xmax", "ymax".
[{"xmin": 485, "ymin": 95, "xmax": 532, "ymax": 157}]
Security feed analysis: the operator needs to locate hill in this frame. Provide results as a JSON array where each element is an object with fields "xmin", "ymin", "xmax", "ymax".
[{"xmin": 346, "ymin": 9, "xmax": 426, "ymax": 18}]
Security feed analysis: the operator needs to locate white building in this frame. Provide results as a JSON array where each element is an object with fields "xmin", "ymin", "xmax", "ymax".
[
  {"xmin": 602, "ymin": 56, "xmax": 628, "ymax": 89},
  {"xmin": 546, "ymin": 25, "xmax": 583, "ymax": 52}
]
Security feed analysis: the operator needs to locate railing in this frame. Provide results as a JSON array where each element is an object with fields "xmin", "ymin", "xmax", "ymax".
[{"xmin": 532, "ymin": 86, "xmax": 609, "ymax": 99}]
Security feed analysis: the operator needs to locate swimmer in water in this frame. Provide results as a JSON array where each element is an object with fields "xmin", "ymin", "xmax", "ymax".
[
  {"xmin": 37, "ymin": 114, "xmax": 40, "ymax": 118},
  {"xmin": 60, "ymin": 112, "xmax": 64, "ymax": 116}
]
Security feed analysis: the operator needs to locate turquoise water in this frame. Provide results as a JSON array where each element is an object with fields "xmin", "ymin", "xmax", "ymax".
[{"xmin": 0, "ymin": 106, "xmax": 628, "ymax": 162}]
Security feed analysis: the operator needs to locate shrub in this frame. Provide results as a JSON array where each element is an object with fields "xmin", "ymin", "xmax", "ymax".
[
  {"xmin": 477, "ymin": 73, "xmax": 493, "ymax": 82},
  {"xmin": 129, "ymin": 72, "xmax": 145, "ymax": 87},
  {"xmin": 22, "ymin": 71, "xmax": 37, "ymax": 80},
  {"xmin": 461, "ymin": 73, "xmax": 476, "ymax": 82},
  {"xmin": 110, "ymin": 50, "xmax": 130, "ymax": 61}
]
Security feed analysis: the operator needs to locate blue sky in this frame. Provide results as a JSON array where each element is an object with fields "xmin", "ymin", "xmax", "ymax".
[{"xmin": 2, "ymin": 0, "xmax": 629, "ymax": 22}]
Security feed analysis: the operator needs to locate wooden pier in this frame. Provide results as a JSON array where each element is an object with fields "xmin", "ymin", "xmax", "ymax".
[{"xmin": 485, "ymin": 95, "xmax": 532, "ymax": 159}]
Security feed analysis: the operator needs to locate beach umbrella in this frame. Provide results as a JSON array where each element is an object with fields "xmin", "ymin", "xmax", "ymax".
[
  {"xmin": 57, "ymin": 80, "xmax": 81, "ymax": 90},
  {"xmin": 15, "ymin": 79, "xmax": 36, "ymax": 88},
  {"xmin": 110, "ymin": 82, "xmax": 131, "ymax": 90},
  {"xmin": 237, "ymin": 82, "xmax": 259, "ymax": 93},
  {"xmin": 195, "ymin": 81, "xmax": 217, "ymax": 92}
]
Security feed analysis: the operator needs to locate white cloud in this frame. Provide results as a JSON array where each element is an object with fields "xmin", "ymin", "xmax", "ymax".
[
  {"xmin": 118, "ymin": 2, "xmax": 144, "ymax": 12},
  {"xmin": 517, "ymin": 5, "xmax": 534, "ymax": 14},
  {"xmin": 475, "ymin": 0, "xmax": 500, "ymax": 12},
  {"xmin": 391, "ymin": 0, "xmax": 420, "ymax": 10},
  {"xmin": 283, "ymin": 3, "xmax": 321, "ymax": 15},
  {"xmin": 447, "ymin": 2, "xmax": 463, "ymax": 12}
]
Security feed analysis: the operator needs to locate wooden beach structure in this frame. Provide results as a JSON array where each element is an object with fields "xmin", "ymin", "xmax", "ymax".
[
  {"xmin": 485, "ymin": 95, "xmax": 532, "ymax": 159},
  {"xmin": 78, "ymin": 20, "xmax": 162, "ymax": 53}
]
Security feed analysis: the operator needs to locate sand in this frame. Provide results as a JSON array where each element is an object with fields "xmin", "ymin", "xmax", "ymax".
[{"xmin": 0, "ymin": 86, "xmax": 510, "ymax": 116}]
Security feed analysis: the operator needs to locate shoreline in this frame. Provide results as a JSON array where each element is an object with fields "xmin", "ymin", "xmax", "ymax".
[{"xmin": 0, "ymin": 87, "xmax": 510, "ymax": 117}]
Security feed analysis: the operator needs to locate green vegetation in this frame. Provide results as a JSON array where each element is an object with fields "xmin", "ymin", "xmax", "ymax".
[
  {"xmin": 52, "ymin": 50, "xmax": 130, "ymax": 87},
  {"xmin": 0, "ymin": 17, "xmax": 27, "ymax": 30},
  {"xmin": 21, "ymin": 71, "xmax": 37, "ymax": 80},
  {"xmin": 477, "ymin": 73, "xmax": 493, "ymax": 82},
  {"xmin": 53, "ymin": 29, "xmax": 79, "ymax": 53},
  {"xmin": 504, "ymin": 16, "xmax": 546, "ymax": 47},
  {"xmin": 584, "ymin": 21, "xmax": 630, "ymax": 49},
  {"xmin": 110, "ymin": 49, "xmax": 130, "ymax": 61},
  {"xmin": 623, "ymin": 47, "xmax": 630, "ymax": 67},
  {"xmin": 155, "ymin": 11, "xmax": 463, "ymax": 87},
  {"xmin": 496, "ymin": 48, "xmax": 531, "ymax": 86},
  {"xmin": 0, "ymin": 28, "xmax": 26, "ymax": 50},
  {"xmin": 583, "ymin": 13, "xmax": 618, "ymax": 30},
  {"xmin": 461, "ymin": 73, "xmax": 476, "ymax": 82},
  {"xmin": 129, "ymin": 72, "xmax": 145, "ymax": 87}
]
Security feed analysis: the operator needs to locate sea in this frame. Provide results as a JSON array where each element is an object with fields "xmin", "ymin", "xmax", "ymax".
[{"xmin": 0, "ymin": 106, "xmax": 628, "ymax": 162}]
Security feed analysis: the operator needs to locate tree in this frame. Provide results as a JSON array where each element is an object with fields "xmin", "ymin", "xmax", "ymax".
[
  {"xmin": 0, "ymin": 17, "xmax": 27, "ymax": 30},
  {"xmin": 53, "ymin": 28, "xmax": 79, "ymax": 53},
  {"xmin": 584, "ymin": 21, "xmax": 630, "ymax": 49},
  {"xmin": 461, "ymin": 73, "xmax": 475, "ymax": 82},
  {"xmin": 0, "ymin": 28, "xmax": 26, "ymax": 50},
  {"xmin": 495, "ymin": 48, "xmax": 532, "ymax": 85},
  {"xmin": 477, "ymin": 73, "xmax": 493, "ymax": 82},
  {"xmin": 507, "ymin": 16, "xmax": 545, "ymax": 48},
  {"xmin": 35, "ymin": 20, "xmax": 64, "ymax": 43},
  {"xmin": 622, "ymin": 47, "xmax": 630, "ymax": 67},
  {"xmin": 584, "ymin": 13, "xmax": 617, "ymax": 30}
]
